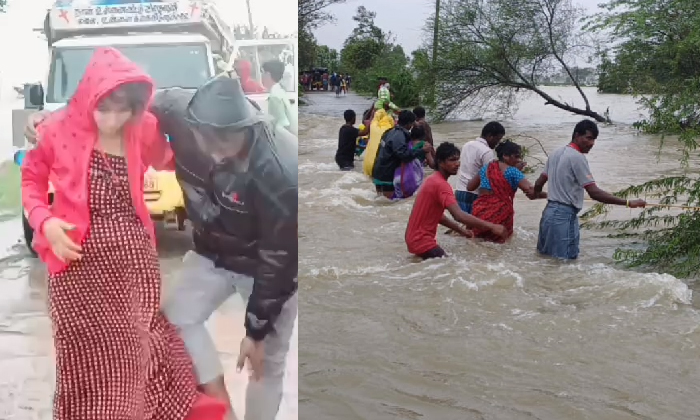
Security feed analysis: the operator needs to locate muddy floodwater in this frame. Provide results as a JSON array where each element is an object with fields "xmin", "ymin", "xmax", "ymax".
[
  {"xmin": 0, "ymin": 96, "xmax": 297, "ymax": 419},
  {"xmin": 299, "ymin": 87, "xmax": 700, "ymax": 419}
]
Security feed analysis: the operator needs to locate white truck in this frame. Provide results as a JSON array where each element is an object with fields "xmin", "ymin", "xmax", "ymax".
[
  {"xmin": 229, "ymin": 37, "xmax": 299, "ymax": 115},
  {"xmin": 12, "ymin": 0, "xmax": 236, "ymax": 254}
]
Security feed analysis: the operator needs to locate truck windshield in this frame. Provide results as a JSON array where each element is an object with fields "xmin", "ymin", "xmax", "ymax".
[{"xmin": 47, "ymin": 44, "xmax": 210, "ymax": 103}]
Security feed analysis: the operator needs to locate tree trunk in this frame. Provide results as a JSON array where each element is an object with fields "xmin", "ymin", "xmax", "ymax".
[
  {"xmin": 428, "ymin": 0, "xmax": 440, "ymax": 106},
  {"xmin": 529, "ymin": 86, "xmax": 610, "ymax": 123}
]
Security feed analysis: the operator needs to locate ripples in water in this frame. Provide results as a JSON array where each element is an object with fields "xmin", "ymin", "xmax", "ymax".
[{"xmin": 300, "ymin": 90, "xmax": 700, "ymax": 419}]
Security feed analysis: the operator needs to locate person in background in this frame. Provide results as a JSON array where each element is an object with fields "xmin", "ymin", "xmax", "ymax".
[
  {"xmin": 330, "ymin": 73, "xmax": 337, "ymax": 92},
  {"xmin": 362, "ymin": 100, "xmax": 395, "ymax": 177},
  {"xmin": 281, "ymin": 59, "xmax": 295, "ymax": 91},
  {"xmin": 378, "ymin": 81, "xmax": 400, "ymax": 114},
  {"xmin": 412, "ymin": 106, "xmax": 434, "ymax": 146},
  {"xmin": 346, "ymin": 74, "xmax": 352, "ymax": 91},
  {"xmin": 413, "ymin": 106, "xmax": 436, "ymax": 168},
  {"xmin": 454, "ymin": 121, "xmax": 506, "ymax": 213},
  {"xmin": 20, "ymin": 47, "xmax": 225, "ymax": 420},
  {"xmin": 467, "ymin": 140, "xmax": 547, "ymax": 243},
  {"xmin": 533, "ymin": 119, "xmax": 646, "ymax": 259},
  {"xmin": 405, "ymin": 142, "xmax": 508, "ymax": 259},
  {"xmin": 335, "ymin": 74, "xmax": 342, "ymax": 97},
  {"xmin": 340, "ymin": 76, "xmax": 347, "ymax": 95},
  {"xmin": 262, "ymin": 60, "xmax": 297, "ymax": 136},
  {"xmin": 234, "ymin": 59, "xmax": 265, "ymax": 94},
  {"xmin": 392, "ymin": 125, "xmax": 435, "ymax": 199},
  {"xmin": 372, "ymin": 110, "xmax": 433, "ymax": 199},
  {"xmin": 322, "ymin": 71, "xmax": 329, "ymax": 91},
  {"xmin": 335, "ymin": 109, "xmax": 368, "ymax": 170}
]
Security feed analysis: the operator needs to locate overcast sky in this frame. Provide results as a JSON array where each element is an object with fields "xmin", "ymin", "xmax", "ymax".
[
  {"xmin": 314, "ymin": 0, "xmax": 603, "ymax": 53},
  {"xmin": 0, "ymin": 0, "xmax": 295, "ymax": 94}
]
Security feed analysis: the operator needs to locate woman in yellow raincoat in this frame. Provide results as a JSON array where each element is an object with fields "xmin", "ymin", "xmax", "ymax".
[{"xmin": 362, "ymin": 100, "xmax": 395, "ymax": 176}]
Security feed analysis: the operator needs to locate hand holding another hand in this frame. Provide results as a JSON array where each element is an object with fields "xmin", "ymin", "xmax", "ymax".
[
  {"xmin": 25, "ymin": 111, "xmax": 51, "ymax": 145},
  {"xmin": 490, "ymin": 224, "xmax": 507, "ymax": 238}
]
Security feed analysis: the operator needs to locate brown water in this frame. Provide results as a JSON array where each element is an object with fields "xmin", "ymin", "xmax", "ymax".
[{"xmin": 299, "ymin": 87, "xmax": 700, "ymax": 419}]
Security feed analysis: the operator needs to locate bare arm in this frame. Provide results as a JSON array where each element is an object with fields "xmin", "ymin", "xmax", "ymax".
[
  {"xmin": 533, "ymin": 173, "xmax": 548, "ymax": 196},
  {"xmin": 446, "ymin": 203, "xmax": 498, "ymax": 232},
  {"xmin": 467, "ymin": 173, "xmax": 481, "ymax": 192},
  {"xmin": 585, "ymin": 184, "xmax": 627, "ymax": 205},
  {"xmin": 425, "ymin": 149, "xmax": 436, "ymax": 169},
  {"xmin": 519, "ymin": 178, "xmax": 547, "ymax": 199},
  {"xmin": 439, "ymin": 214, "xmax": 472, "ymax": 237}
]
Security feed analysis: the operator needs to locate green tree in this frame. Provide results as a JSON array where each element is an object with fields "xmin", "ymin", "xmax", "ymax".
[
  {"xmin": 581, "ymin": 0, "xmax": 700, "ymax": 277},
  {"xmin": 0, "ymin": 0, "xmax": 5, "ymax": 12},
  {"xmin": 314, "ymin": 45, "xmax": 340, "ymax": 71},
  {"xmin": 298, "ymin": 0, "xmax": 346, "ymax": 70},
  {"xmin": 422, "ymin": 0, "xmax": 607, "ymax": 122},
  {"xmin": 340, "ymin": 6, "xmax": 419, "ymax": 107}
]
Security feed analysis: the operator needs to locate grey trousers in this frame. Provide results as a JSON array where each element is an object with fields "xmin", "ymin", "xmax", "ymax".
[{"xmin": 163, "ymin": 251, "xmax": 297, "ymax": 420}]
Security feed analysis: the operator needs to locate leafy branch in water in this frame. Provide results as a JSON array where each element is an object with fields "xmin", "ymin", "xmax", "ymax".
[
  {"xmin": 506, "ymin": 134, "xmax": 549, "ymax": 174},
  {"xmin": 581, "ymin": 175, "xmax": 700, "ymax": 277},
  {"xmin": 578, "ymin": 0, "xmax": 700, "ymax": 278}
]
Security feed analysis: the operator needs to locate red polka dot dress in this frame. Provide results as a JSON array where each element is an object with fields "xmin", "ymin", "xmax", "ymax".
[{"xmin": 48, "ymin": 151, "xmax": 199, "ymax": 420}]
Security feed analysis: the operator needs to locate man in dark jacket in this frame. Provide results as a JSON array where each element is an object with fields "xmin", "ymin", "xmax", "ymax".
[
  {"xmin": 372, "ymin": 110, "xmax": 433, "ymax": 198},
  {"xmin": 24, "ymin": 76, "xmax": 297, "ymax": 420}
]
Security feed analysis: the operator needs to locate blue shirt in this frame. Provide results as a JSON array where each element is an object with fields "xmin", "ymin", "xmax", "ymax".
[{"xmin": 479, "ymin": 165, "xmax": 525, "ymax": 191}]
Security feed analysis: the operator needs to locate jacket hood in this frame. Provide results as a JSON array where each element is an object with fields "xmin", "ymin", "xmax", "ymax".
[
  {"xmin": 185, "ymin": 75, "xmax": 264, "ymax": 130},
  {"xmin": 66, "ymin": 47, "xmax": 154, "ymax": 130}
]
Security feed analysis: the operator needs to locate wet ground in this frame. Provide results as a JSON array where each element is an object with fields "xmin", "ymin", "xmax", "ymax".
[
  {"xmin": 0, "ymin": 118, "xmax": 297, "ymax": 420},
  {"xmin": 299, "ymin": 89, "xmax": 700, "ymax": 419}
]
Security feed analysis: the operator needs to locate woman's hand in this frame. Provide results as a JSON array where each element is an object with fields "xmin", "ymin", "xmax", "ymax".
[
  {"xmin": 25, "ymin": 111, "xmax": 51, "ymax": 145},
  {"xmin": 43, "ymin": 218, "xmax": 82, "ymax": 262}
]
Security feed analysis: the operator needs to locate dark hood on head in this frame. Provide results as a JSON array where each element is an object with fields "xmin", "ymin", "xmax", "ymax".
[{"xmin": 184, "ymin": 75, "xmax": 264, "ymax": 130}]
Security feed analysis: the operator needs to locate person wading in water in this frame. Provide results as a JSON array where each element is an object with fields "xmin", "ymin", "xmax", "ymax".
[
  {"xmin": 405, "ymin": 142, "xmax": 508, "ymax": 259},
  {"xmin": 467, "ymin": 140, "xmax": 547, "ymax": 243},
  {"xmin": 533, "ymin": 119, "xmax": 646, "ymax": 259}
]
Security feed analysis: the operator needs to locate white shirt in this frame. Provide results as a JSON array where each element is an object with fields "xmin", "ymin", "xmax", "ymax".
[
  {"xmin": 281, "ymin": 63, "xmax": 295, "ymax": 91},
  {"xmin": 455, "ymin": 138, "xmax": 494, "ymax": 192}
]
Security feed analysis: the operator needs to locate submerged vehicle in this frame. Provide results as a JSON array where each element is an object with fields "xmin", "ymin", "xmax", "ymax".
[{"xmin": 12, "ymin": 0, "xmax": 235, "ymax": 254}]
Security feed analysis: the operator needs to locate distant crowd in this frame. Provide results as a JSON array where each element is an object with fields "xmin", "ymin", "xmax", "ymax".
[{"xmin": 334, "ymin": 77, "xmax": 647, "ymax": 261}]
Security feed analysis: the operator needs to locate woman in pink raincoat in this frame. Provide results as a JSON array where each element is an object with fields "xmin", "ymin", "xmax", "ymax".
[{"xmin": 21, "ymin": 47, "xmax": 226, "ymax": 420}]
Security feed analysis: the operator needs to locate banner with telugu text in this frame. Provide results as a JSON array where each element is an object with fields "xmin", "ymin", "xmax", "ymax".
[{"xmin": 51, "ymin": 0, "xmax": 203, "ymax": 30}]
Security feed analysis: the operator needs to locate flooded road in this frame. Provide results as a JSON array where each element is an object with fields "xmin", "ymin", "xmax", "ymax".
[
  {"xmin": 0, "ymin": 164, "xmax": 297, "ymax": 417},
  {"xmin": 299, "ymin": 88, "xmax": 700, "ymax": 419}
]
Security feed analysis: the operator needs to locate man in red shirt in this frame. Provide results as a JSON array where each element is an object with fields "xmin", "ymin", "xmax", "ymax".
[{"xmin": 405, "ymin": 142, "xmax": 507, "ymax": 259}]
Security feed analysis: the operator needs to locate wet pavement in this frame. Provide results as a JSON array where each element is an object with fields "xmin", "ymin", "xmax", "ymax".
[{"xmin": 0, "ymin": 218, "xmax": 297, "ymax": 419}]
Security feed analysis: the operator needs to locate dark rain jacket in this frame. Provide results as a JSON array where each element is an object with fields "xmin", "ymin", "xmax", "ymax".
[
  {"xmin": 372, "ymin": 126, "xmax": 424, "ymax": 183},
  {"xmin": 150, "ymin": 77, "xmax": 298, "ymax": 341}
]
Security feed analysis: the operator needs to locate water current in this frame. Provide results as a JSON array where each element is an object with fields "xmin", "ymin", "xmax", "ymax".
[{"xmin": 299, "ymin": 86, "xmax": 700, "ymax": 419}]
